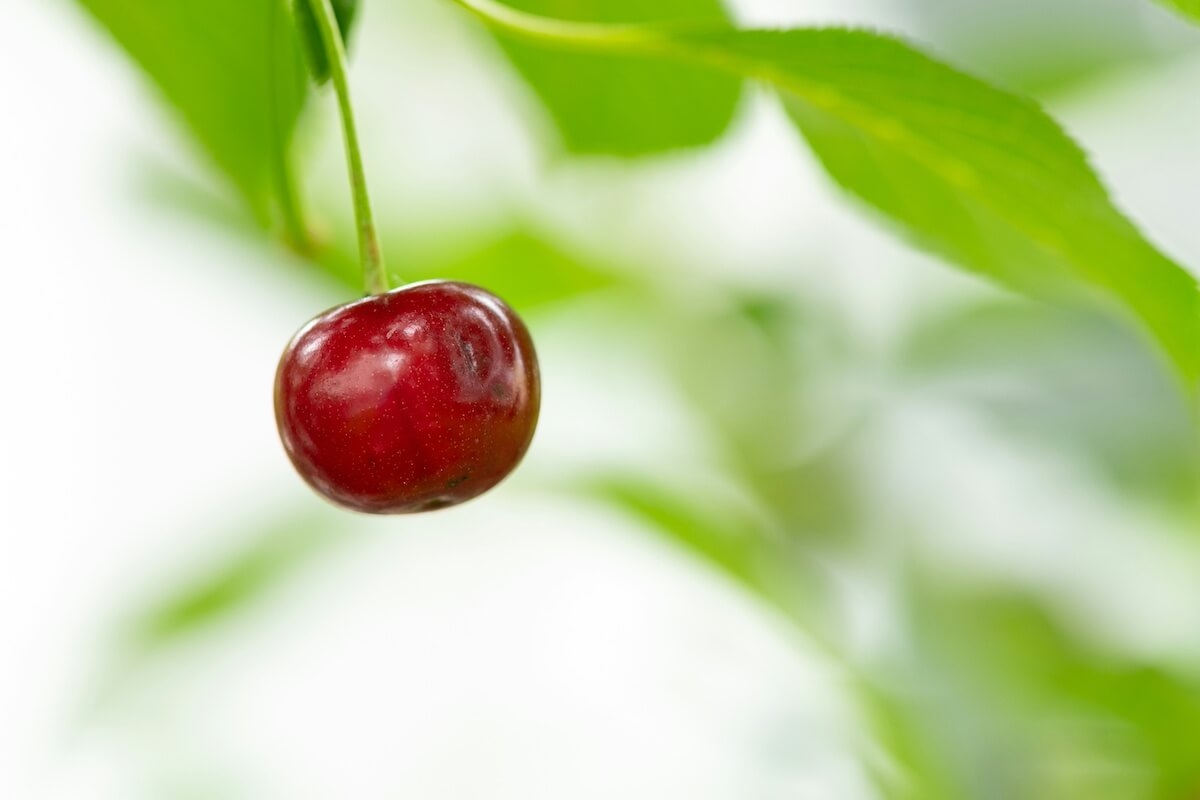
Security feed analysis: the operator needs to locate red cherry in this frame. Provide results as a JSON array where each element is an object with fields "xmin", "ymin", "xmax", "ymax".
[{"xmin": 274, "ymin": 281, "xmax": 540, "ymax": 513}]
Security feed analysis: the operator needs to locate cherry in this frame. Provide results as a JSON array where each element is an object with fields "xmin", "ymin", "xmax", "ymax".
[{"xmin": 274, "ymin": 280, "xmax": 540, "ymax": 513}]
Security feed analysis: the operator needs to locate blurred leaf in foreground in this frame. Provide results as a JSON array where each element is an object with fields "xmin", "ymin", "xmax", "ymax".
[
  {"xmin": 911, "ymin": 584, "xmax": 1200, "ymax": 799},
  {"xmin": 491, "ymin": 0, "xmax": 742, "ymax": 156},
  {"xmin": 859, "ymin": 680, "xmax": 965, "ymax": 800},
  {"xmin": 582, "ymin": 475, "xmax": 830, "ymax": 638},
  {"xmin": 588, "ymin": 476, "xmax": 766, "ymax": 589},
  {"xmin": 120, "ymin": 156, "xmax": 623, "ymax": 309},
  {"xmin": 667, "ymin": 293, "xmax": 813, "ymax": 472},
  {"xmin": 408, "ymin": 230, "xmax": 620, "ymax": 310},
  {"xmin": 1158, "ymin": 0, "xmax": 1200, "ymax": 24},
  {"xmin": 660, "ymin": 291, "xmax": 865, "ymax": 543},
  {"xmin": 76, "ymin": 0, "xmax": 308, "ymax": 221},
  {"xmin": 77, "ymin": 511, "xmax": 344, "ymax": 730},
  {"xmin": 312, "ymin": 226, "xmax": 622, "ymax": 309},
  {"xmin": 130, "ymin": 511, "xmax": 341, "ymax": 649},
  {"xmin": 902, "ymin": 300, "xmax": 1200, "ymax": 512}
]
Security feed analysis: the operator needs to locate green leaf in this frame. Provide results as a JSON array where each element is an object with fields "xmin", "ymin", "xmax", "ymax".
[
  {"xmin": 581, "ymin": 475, "xmax": 827, "ymax": 635},
  {"xmin": 407, "ymin": 230, "xmax": 619, "ymax": 310},
  {"xmin": 858, "ymin": 681, "xmax": 966, "ymax": 800},
  {"xmin": 76, "ymin": 0, "xmax": 308, "ymax": 220},
  {"xmin": 293, "ymin": 0, "xmax": 361, "ymax": 85},
  {"xmin": 1158, "ymin": 0, "xmax": 1200, "ymax": 23},
  {"xmin": 492, "ymin": 0, "xmax": 742, "ymax": 156},
  {"xmin": 903, "ymin": 300, "xmax": 1200, "ymax": 510},
  {"xmin": 653, "ymin": 292, "xmax": 865, "ymax": 542},
  {"xmin": 129, "ymin": 512, "xmax": 340, "ymax": 648},
  {"xmin": 913, "ymin": 587, "xmax": 1200, "ymax": 798},
  {"xmin": 655, "ymin": 27, "xmax": 1200, "ymax": 390},
  {"xmin": 309, "ymin": 226, "xmax": 621, "ymax": 308},
  {"xmin": 588, "ymin": 476, "xmax": 768, "ymax": 588}
]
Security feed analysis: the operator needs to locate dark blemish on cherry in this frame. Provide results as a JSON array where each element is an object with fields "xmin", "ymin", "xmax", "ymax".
[{"xmin": 456, "ymin": 334, "xmax": 480, "ymax": 378}]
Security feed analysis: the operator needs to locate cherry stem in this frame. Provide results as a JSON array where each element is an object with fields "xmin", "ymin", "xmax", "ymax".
[{"xmin": 309, "ymin": 0, "xmax": 389, "ymax": 294}]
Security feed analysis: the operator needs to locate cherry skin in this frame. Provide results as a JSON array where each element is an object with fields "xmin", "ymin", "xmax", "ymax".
[{"xmin": 274, "ymin": 280, "xmax": 540, "ymax": 513}]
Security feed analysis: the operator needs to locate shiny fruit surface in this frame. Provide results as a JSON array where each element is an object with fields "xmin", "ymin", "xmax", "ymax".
[{"xmin": 275, "ymin": 281, "xmax": 540, "ymax": 513}]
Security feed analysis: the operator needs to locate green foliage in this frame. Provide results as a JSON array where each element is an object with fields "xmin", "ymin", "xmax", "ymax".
[
  {"xmin": 645, "ymin": 27, "xmax": 1199, "ymax": 390},
  {"xmin": 913, "ymin": 586, "xmax": 1200, "ymax": 798},
  {"xmin": 76, "ymin": 0, "xmax": 309, "ymax": 221},
  {"xmin": 584, "ymin": 475, "xmax": 824, "ymax": 632},
  {"xmin": 310, "ymin": 227, "xmax": 620, "ymax": 309},
  {"xmin": 859, "ymin": 681, "xmax": 965, "ymax": 800},
  {"xmin": 659, "ymin": 293, "xmax": 864, "ymax": 543},
  {"xmin": 293, "ymin": 0, "xmax": 361, "ymax": 84},
  {"xmin": 903, "ymin": 300, "xmax": 1200, "ymax": 510},
  {"xmin": 589, "ymin": 477, "xmax": 767, "ymax": 589},
  {"xmin": 78, "ymin": 0, "xmax": 1200, "ymax": 390},
  {"xmin": 668, "ymin": 294, "xmax": 812, "ymax": 468},
  {"xmin": 408, "ymin": 230, "xmax": 619, "ymax": 310},
  {"xmin": 491, "ymin": 0, "xmax": 741, "ymax": 156},
  {"xmin": 1158, "ymin": 0, "xmax": 1200, "ymax": 23},
  {"xmin": 466, "ymin": 2, "xmax": 1200, "ymax": 389},
  {"xmin": 131, "ymin": 512, "xmax": 339, "ymax": 647}
]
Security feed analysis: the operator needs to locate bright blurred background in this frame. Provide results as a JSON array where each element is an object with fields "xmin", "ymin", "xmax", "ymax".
[{"xmin": 3, "ymin": 0, "xmax": 1200, "ymax": 798}]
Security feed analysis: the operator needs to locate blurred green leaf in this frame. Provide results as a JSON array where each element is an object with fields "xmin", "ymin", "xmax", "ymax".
[
  {"xmin": 589, "ymin": 476, "xmax": 765, "ymax": 587},
  {"xmin": 657, "ymin": 292, "xmax": 865, "ymax": 541},
  {"xmin": 408, "ymin": 230, "xmax": 620, "ymax": 310},
  {"xmin": 913, "ymin": 586, "xmax": 1200, "ymax": 799},
  {"xmin": 294, "ymin": 0, "xmax": 361, "ymax": 85},
  {"xmin": 1158, "ymin": 0, "xmax": 1200, "ymax": 23},
  {"xmin": 314, "ymin": 226, "xmax": 622, "ymax": 309},
  {"xmin": 652, "ymin": 27, "xmax": 1200, "ymax": 390},
  {"xmin": 903, "ymin": 300, "xmax": 1200, "ymax": 511},
  {"xmin": 123, "ymin": 154, "xmax": 623, "ymax": 307},
  {"xmin": 583, "ymin": 475, "xmax": 828, "ymax": 637},
  {"xmin": 668, "ymin": 293, "xmax": 809, "ymax": 469},
  {"xmin": 492, "ymin": 0, "xmax": 742, "ymax": 156},
  {"xmin": 859, "ymin": 680, "xmax": 965, "ymax": 800},
  {"xmin": 131, "ymin": 512, "xmax": 339, "ymax": 648},
  {"xmin": 76, "ymin": 0, "xmax": 308, "ymax": 220}
]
